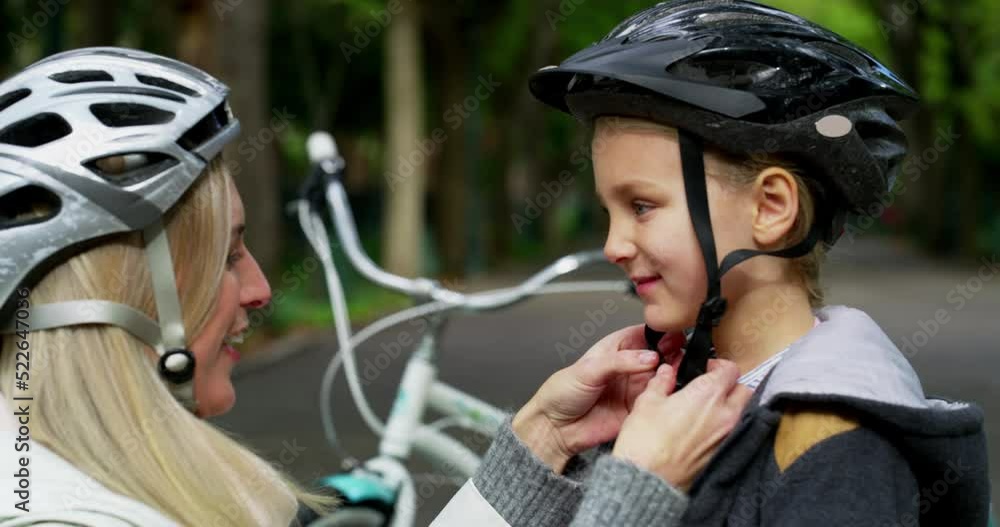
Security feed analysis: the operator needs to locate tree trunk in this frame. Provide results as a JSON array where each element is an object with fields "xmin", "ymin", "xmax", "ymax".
[
  {"xmin": 494, "ymin": 0, "xmax": 561, "ymax": 261},
  {"xmin": 948, "ymin": 13, "xmax": 981, "ymax": 258},
  {"xmin": 382, "ymin": 1, "xmax": 427, "ymax": 277},
  {"xmin": 74, "ymin": 0, "xmax": 118, "ymax": 47},
  {"xmin": 432, "ymin": 34, "xmax": 468, "ymax": 279},
  {"xmin": 214, "ymin": 0, "xmax": 282, "ymax": 277},
  {"xmin": 176, "ymin": 0, "xmax": 217, "ymax": 71},
  {"xmin": 871, "ymin": 0, "xmax": 949, "ymax": 252}
]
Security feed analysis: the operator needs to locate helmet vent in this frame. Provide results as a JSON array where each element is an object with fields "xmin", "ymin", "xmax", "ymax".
[
  {"xmin": 0, "ymin": 185, "xmax": 61, "ymax": 228},
  {"xmin": 0, "ymin": 89, "xmax": 31, "ymax": 114},
  {"xmin": 90, "ymin": 103, "xmax": 175, "ymax": 127},
  {"xmin": 177, "ymin": 101, "xmax": 230, "ymax": 151},
  {"xmin": 84, "ymin": 152, "xmax": 179, "ymax": 187},
  {"xmin": 808, "ymin": 41, "xmax": 869, "ymax": 70},
  {"xmin": 693, "ymin": 11, "xmax": 778, "ymax": 26},
  {"xmin": 0, "ymin": 113, "xmax": 72, "ymax": 147},
  {"xmin": 49, "ymin": 70, "xmax": 114, "ymax": 83},
  {"xmin": 667, "ymin": 57, "xmax": 781, "ymax": 89},
  {"xmin": 136, "ymin": 74, "xmax": 199, "ymax": 97}
]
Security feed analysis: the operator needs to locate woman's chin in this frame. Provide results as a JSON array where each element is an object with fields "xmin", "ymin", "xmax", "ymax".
[{"xmin": 196, "ymin": 381, "xmax": 236, "ymax": 418}]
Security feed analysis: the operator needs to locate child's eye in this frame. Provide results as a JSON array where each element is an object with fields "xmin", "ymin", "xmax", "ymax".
[{"xmin": 632, "ymin": 201, "xmax": 654, "ymax": 216}]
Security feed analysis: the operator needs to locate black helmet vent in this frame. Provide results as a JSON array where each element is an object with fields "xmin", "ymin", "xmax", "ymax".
[
  {"xmin": 84, "ymin": 152, "xmax": 179, "ymax": 187},
  {"xmin": 49, "ymin": 70, "xmax": 114, "ymax": 84},
  {"xmin": 0, "ymin": 113, "xmax": 72, "ymax": 147},
  {"xmin": 0, "ymin": 89, "xmax": 31, "ymax": 114},
  {"xmin": 136, "ymin": 74, "xmax": 199, "ymax": 97},
  {"xmin": 0, "ymin": 184, "xmax": 61, "ymax": 229},
  {"xmin": 90, "ymin": 103, "xmax": 175, "ymax": 127}
]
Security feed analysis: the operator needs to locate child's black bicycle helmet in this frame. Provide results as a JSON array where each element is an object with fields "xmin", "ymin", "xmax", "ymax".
[{"xmin": 529, "ymin": 0, "xmax": 919, "ymax": 387}]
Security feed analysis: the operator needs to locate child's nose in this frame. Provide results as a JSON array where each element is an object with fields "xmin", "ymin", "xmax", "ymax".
[{"xmin": 604, "ymin": 231, "xmax": 636, "ymax": 264}]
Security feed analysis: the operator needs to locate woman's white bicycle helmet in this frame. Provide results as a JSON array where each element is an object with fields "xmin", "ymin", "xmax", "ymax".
[{"xmin": 0, "ymin": 47, "xmax": 240, "ymax": 411}]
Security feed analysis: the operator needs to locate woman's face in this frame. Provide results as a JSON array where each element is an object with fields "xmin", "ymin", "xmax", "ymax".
[
  {"xmin": 188, "ymin": 179, "xmax": 271, "ymax": 417},
  {"xmin": 593, "ymin": 119, "xmax": 752, "ymax": 332}
]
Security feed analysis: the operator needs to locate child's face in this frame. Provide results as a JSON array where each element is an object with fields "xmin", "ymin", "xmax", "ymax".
[{"xmin": 593, "ymin": 118, "xmax": 754, "ymax": 332}]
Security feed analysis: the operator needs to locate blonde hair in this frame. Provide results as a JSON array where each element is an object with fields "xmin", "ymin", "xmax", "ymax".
[
  {"xmin": 0, "ymin": 158, "xmax": 334, "ymax": 525},
  {"xmin": 595, "ymin": 116, "xmax": 827, "ymax": 308}
]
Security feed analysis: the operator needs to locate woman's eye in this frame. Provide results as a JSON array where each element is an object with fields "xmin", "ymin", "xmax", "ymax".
[{"xmin": 227, "ymin": 249, "xmax": 244, "ymax": 267}]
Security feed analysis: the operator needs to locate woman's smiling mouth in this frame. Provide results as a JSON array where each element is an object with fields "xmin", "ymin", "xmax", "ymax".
[{"xmin": 222, "ymin": 332, "xmax": 245, "ymax": 362}]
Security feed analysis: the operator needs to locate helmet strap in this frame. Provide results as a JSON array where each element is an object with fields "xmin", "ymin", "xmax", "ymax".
[
  {"xmin": 143, "ymin": 219, "xmax": 197, "ymax": 410},
  {"xmin": 644, "ymin": 129, "xmax": 826, "ymax": 390},
  {"xmin": 0, "ymin": 219, "xmax": 198, "ymax": 412}
]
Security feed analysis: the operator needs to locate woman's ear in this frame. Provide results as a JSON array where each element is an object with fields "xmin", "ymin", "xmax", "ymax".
[{"xmin": 751, "ymin": 167, "xmax": 799, "ymax": 248}]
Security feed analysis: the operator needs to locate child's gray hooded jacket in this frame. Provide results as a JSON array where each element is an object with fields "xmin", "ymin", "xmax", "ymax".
[{"xmin": 433, "ymin": 305, "xmax": 991, "ymax": 526}]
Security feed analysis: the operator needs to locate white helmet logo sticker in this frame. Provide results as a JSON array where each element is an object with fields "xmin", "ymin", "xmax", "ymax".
[{"xmin": 816, "ymin": 115, "xmax": 852, "ymax": 138}]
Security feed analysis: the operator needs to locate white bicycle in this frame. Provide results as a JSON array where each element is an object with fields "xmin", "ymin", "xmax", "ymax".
[{"xmin": 293, "ymin": 131, "xmax": 630, "ymax": 527}]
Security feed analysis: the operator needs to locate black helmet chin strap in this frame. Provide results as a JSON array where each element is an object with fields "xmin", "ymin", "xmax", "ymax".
[{"xmin": 644, "ymin": 129, "xmax": 824, "ymax": 390}]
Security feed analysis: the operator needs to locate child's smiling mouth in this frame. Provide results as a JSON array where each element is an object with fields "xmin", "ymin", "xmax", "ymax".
[{"xmin": 631, "ymin": 275, "xmax": 661, "ymax": 296}]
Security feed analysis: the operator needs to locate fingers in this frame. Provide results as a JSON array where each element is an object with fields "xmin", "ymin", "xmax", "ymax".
[
  {"xmin": 680, "ymin": 359, "xmax": 740, "ymax": 399},
  {"xmin": 625, "ymin": 370, "xmax": 655, "ymax": 410},
  {"xmin": 608, "ymin": 324, "xmax": 649, "ymax": 351},
  {"xmin": 702, "ymin": 359, "xmax": 741, "ymax": 388},
  {"xmin": 574, "ymin": 349, "xmax": 660, "ymax": 388},
  {"xmin": 727, "ymin": 383, "xmax": 754, "ymax": 410},
  {"xmin": 640, "ymin": 364, "xmax": 676, "ymax": 399}
]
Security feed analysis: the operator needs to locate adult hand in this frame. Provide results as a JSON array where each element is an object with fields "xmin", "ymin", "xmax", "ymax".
[
  {"xmin": 511, "ymin": 325, "xmax": 686, "ymax": 473},
  {"xmin": 612, "ymin": 359, "xmax": 753, "ymax": 492}
]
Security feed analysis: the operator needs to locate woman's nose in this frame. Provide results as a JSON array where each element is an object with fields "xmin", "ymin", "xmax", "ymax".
[{"xmin": 240, "ymin": 252, "xmax": 272, "ymax": 309}]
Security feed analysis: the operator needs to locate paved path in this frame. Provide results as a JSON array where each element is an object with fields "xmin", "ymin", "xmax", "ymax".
[{"xmin": 216, "ymin": 236, "xmax": 999, "ymax": 524}]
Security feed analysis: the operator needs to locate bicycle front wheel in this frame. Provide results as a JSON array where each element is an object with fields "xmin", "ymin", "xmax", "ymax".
[{"xmin": 307, "ymin": 505, "xmax": 389, "ymax": 527}]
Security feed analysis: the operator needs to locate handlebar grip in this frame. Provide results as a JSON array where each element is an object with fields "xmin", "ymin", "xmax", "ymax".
[{"xmin": 300, "ymin": 131, "xmax": 345, "ymax": 209}]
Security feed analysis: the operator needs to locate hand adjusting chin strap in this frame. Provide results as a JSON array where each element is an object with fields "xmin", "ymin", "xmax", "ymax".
[
  {"xmin": 644, "ymin": 129, "xmax": 824, "ymax": 390},
  {"xmin": 0, "ymin": 219, "xmax": 198, "ymax": 411}
]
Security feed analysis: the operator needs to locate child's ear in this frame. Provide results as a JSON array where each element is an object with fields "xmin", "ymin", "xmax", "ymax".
[{"xmin": 751, "ymin": 167, "xmax": 799, "ymax": 248}]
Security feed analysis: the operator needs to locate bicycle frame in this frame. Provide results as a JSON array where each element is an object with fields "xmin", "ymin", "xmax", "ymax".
[
  {"xmin": 378, "ymin": 314, "xmax": 505, "ymax": 477},
  {"xmin": 297, "ymin": 132, "xmax": 629, "ymax": 526}
]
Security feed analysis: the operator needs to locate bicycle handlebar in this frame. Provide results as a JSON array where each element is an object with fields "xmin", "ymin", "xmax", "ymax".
[{"xmin": 309, "ymin": 131, "xmax": 622, "ymax": 311}]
